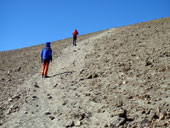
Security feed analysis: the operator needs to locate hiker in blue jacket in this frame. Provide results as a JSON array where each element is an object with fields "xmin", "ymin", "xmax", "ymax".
[{"xmin": 41, "ymin": 42, "xmax": 52, "ymax": 78}]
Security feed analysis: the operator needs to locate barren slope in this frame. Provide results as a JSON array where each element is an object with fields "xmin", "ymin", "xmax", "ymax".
[
  {"xmin": 1, "ymin": 17, "xmax": 170, "ymax": 128},
  {"xmin": 0, "ymin": 30, "xmax": 105, "ymax": 125}
]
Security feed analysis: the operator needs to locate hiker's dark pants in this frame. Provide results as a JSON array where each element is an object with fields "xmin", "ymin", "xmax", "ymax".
[{"xmin": 73, "ymin": 37, "xmax": 77, "ymax": 46}]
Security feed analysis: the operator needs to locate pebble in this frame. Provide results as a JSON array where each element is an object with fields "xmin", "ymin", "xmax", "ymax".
[
  {"xmin": 34, "ymin": 84, "xmax": 40, "ymax": 88},
  {"xmin": 44, "ymin": 112, "xmax": 51, "ymax": 115},
  {"xmin": 140, "ymin": 118, "xmax": 150, "ymax": 127},
  {"xmin": 17, "ymin": 67, "xmax": 22, "ymax": 72},
  {"xmin": 115, "ymin": 100, "xmax": 123, "ymax": 107},
  {"xmin": 118, "ymin": 109, "xmax": 127, "ymax": 118},
  {"xmin": 48, "ymin": 96, "xmax": 52, "ymax": 99},
  {"xmin": 47, "ymin": 94, "xmax": 52, "ymax": 99},
  {"xmin": 66, "ymin": 121, "xmax": 75, "ymax": 128},
  {"xmin": 32, "ymin": 96, "xmax": 38, "ymax": 99},
  {"xmin": 49, "ymin": 116, "xmax": 55, "ymax": 120},
  {"xmin": 74, "ymin": 121, "xmax": 81, "ymax": 126},
  {"xmin": 149, "ymin": 110, "xmax": 159, "ymax": 121},
  {"xmin": 8, "ymin": 97, "xmax": 13, "ymax": 102},
  {"xmin": 110, "ymin": 116, "xmax": 126, "ymax": 127}
]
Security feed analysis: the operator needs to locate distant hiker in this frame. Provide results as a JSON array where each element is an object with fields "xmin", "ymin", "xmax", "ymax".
[
  {"xmin": 72, "ymin": 29, "xmax": 79, "ymax": 46},
  {"xmin": 41, "ymin": 42, "xmax": 52, "ymax": 78}
]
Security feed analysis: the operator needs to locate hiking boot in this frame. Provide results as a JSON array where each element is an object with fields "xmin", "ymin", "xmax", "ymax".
[
  {"xmin": 42, "ymin": 74, "xmax": 44, "ymax": 78},
  {"xmin": 44, "ymin": 75, "xmax": 48, "ymax": 78}
]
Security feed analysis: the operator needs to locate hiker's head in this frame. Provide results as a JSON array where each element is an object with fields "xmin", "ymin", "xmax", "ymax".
[{"xmin": 46, "ymin": 42, "xmax": 51, "ymax": 47}]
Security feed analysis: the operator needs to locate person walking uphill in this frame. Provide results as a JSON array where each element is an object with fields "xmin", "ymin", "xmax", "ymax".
[
  {"xmin": 72, "ymin": 29, "xmax": 79, "ymax": 46},
  {"xmin": 41, "ymin": 42, "xmax": 52, "ymax": 78}
]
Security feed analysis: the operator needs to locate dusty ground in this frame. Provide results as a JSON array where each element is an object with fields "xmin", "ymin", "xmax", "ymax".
[
  {"xmin": 0, "ymin": 17, "xmax": 170, "ymax": 128},
  {"xmin": 0, "ymin": 31, "xmax": 104, "ymax": 125}
]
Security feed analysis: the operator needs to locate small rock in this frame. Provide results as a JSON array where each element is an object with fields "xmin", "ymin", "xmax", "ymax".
[
  {"xmin": 145, "ymin": 60, "xmax": 152, "ymax": 66},
  {"xmin": 7, "ymin": 105, "xmax": 18, "ymax": 115},
  {"xmin": 8, "ymin": 97, "xmax": 13, "ymax": 102},
  {"xmin": 85, "ymin": 93, "xmax": 91, "ymax": 96},
  {"xmin": 97, "ymin": 109, "xmax": 102, "ymax": 113},
  {"xmin": 118, "ymin": 109, "xmax": 127, "ymax": 118},
  {"xmin": 34, "ymin": 84, "xmax": 39, "ymax": 88},
  {"xmin": 149, "ymin": 110, "xmax": 159, "ymax": 121},
  {"xmin": 7, "ymin": 105, "xmax": 14, "ymax": 115},
  {"xmin": 159, "ymin": 113, "xmax": 165, "ymax": 120},
  {"xmin": 136, "ymin": 56, "xmax": 139, "ymax": 59},
  {"xmin": 104, "ymin": 124, "xmax": 109, "ymax": 127},
  {"xmin": 49, "ymin": 116, "xmax": 55, "ymax": 120},
  {"xmin": 48, "ymin": 96, "xmax": 52, "ymax": 99},
  {"xmin": 110, "ymin": 116, "xmax": 126, "ymax": 127},
  {"xmin": 1, "ymin": 78, "xmax": 5, "ymax": 81},
  {"xmin": 12, "ymin": 94, "xmax": 20, "ymax": 100},
  {"xmin": 62, "ymin": 101, "xmax": 67, "ymax": 106},
  {"xmin": 74, "ymin": 121, "xmax": 81, "ymax": 126},
  {"xmin": 80, "ymin": 113, "xmax": 86, "ymax": 120},
  {"xmin": 123, "ymin": 81, "xmax": 126, "ymax": 84},
  {"xmin": 79, "ymin": 69, "xmax": 85, "ymax": 74},
  {"xmin": 7, "ymin": 79, "xmax": 12, "ymax": 82},
  {"xmin": 17, "ymin": 67, "xmax": 21, "ymax": 72},
  {"xmin": 140, "ymin": 118, "xmax": 150, "ymax": 127},
  {"xmin": 53, "ymin": 83, "xmax": 58, "ymax": 88},
  {"xmin": 47, "ymin": 94, "xmax": 52, "ymax": 99},
  {"xmin": 127, "ymin": 95, "xmax": 133, "ymax": 99},
  {"xmin": 87, "ymin": 73, "xmax": 98, "ymax": 79},
  {"xmin": 44, "ymin": 112, "xmax": 51, "ymax": 115},
  {"xmin": 156, "ymin": 107, "xmax": 160, "ymax": 115},
  {"xmin": 32, "ymin": 96, "xmax": 38, "ymax": 99},
  {"xmin": 7, "ymin": 70, "xmax": 11, "ymax": 75},
  {"xmin": 66, "ymin": 121, "xmax": 75, "ymax": 128},
  {"xmin": 58, "ymin": 113, "xmax": 62, "ymax": 116},
  {"xmin": 115, "ymin": 100, "xmax": 123, "ymax": 107}
]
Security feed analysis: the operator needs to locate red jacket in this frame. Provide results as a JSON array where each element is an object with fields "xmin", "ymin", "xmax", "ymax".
[{"xmin": 72, "ymin": 29, "xmax": 79, "ymax": 38}]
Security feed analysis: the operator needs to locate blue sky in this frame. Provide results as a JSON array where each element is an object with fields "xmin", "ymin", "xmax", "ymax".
[{"xmin": 0, "ymin": 0, "xmax": 170, "ymax": 51}]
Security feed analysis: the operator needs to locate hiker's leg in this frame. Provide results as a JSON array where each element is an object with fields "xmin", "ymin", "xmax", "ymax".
[
  {"xmin": 74, "ymin": 40, "xmax": 76, "ymax": 46},
  {"xmin": 73, "ymin": 37, "xmax": 75, "ymax": 46},
  {"xmin": 41, "ymin": 63, "xmax": 45, "ymax": 75},
  {"xmin": 44, "ymin": 62, "xmax": 49, "ymax": 77},
  {"xmin": 74, "ymin": 39, "xmax": 77, "ymax": 46},
  {"xmin": 73, "ymin": 37, "xmax": 77, "ymax": 46}
]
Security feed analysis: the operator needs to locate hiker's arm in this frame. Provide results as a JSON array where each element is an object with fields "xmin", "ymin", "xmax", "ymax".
[
  {"xmin": 50, "ymin": 49, "xmax": 52, "ymax": 62},
  {"xmin": 41, "ymin": 49, "xmax": 43, "ymax": 62}
]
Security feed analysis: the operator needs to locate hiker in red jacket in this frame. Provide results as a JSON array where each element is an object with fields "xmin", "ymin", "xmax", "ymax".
[{"xmin": 72, "ymin": 29, "xmax": 79, "ymax": 46}]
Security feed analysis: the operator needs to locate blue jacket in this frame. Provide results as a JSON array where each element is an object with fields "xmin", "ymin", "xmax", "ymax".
[{"xmin": 41, "ymin": 43, "xmax": 52, "ymax": 62}]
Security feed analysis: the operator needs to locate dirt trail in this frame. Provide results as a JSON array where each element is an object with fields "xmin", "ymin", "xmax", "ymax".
[{"xmin": 1, "ymin": 28, "xmax": 116, "ymax": 128}]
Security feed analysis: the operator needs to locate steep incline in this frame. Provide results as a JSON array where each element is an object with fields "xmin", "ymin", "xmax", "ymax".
[
  {"xmin": 0, "ymin": 30, "xmax": 105, "ymax": 125},
  {"xmin": 1, "ymin": 17, "xmax": 170, "ymax": 128},
  {"xmin": 2, "ymin": 29, "xmax": 116, "ymax": 128}
]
